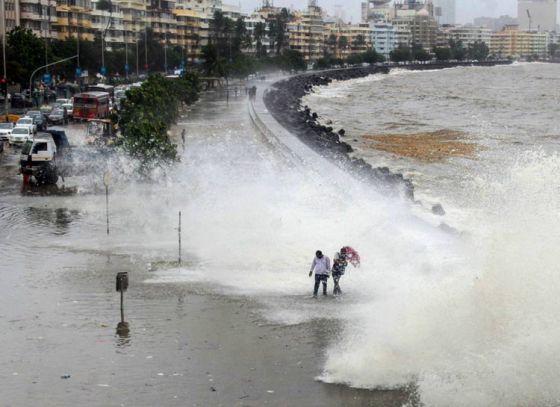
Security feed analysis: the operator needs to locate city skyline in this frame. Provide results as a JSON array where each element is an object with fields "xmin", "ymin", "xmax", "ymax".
[{"xmin": 239, "ymin": 0, "xmax": 529, "ymax": 24}]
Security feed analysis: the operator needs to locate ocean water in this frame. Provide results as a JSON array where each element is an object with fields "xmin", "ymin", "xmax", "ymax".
[
  {"xmin": 299, "ymin": 63, "xmax": 560, "ymax": 405},
  {"xmin": 303, "ymin": 63, "xmax": 560, "ymax": 227}
]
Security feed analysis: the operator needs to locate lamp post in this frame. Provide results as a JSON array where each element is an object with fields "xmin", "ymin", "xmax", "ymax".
[
  {"xmin": 101, "ymin": 0, "xmax": 113, "ymax": 78},
  {"xmin": 1, "ymin": 0, "xmax": 8, "ymax": 117},
  {"xmin": 29, "ymin": 54, "xmax": 78, "ymax": 93},
  {"xmin": 124, "ymin": 29, "xmax": 128, "ymax": 79},
  {"xmin": 144, "ymin": 25, "xmax": 147, "ymax": 73},
  {"xmin": 135, "ymin": 35, "xmax": 139, "ymax": 77},
  {"xmin": 164, "ymin": 31, "xmax": 167, "ymax": 74}
]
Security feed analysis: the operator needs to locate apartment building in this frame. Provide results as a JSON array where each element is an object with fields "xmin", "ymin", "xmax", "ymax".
[
  {"xmin": 439, "ymin": 24, "xmax": 492, "ymax": 47},
  {"xmin": 174, "ymin": 8, "xmax": 203, "ymax": 62},
  {"xmin": 19, "ymin": 0, "xmax": 58, "ymax": 38},
  {"xmin": 325, "ymin": 21, "xmax": 373, "ymax": 59},
  {"xmin": 53, "ymin": 0, "xmax": 94, "ymax": 41},
  {"xmin": 393, "ymin": 8, "xmax": 438, "ymax": 50},
  {"xmin": 0, "ymin": 0, "xmax": 57, "ymax": 39},
  {"xmin": 90, "ymin": 0, "xmax": 125, "ymax": 45},
  {"xmin": 490, "ymin": 24, "xmax": 548, "ymax": 58},
  {"xmin": 370, "ymin": 21, "xmax": 411, "ymax": 58},
  {"xmin": 244, "ymin": 14, "xmax": 271, "ymax": 56},
  {"xmin": 288, "ymin": 3, "xmax": 325, "ymax": 62}
]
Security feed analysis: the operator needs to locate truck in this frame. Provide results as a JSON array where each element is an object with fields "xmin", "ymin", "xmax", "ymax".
[{"xmin": 20, "ymin": 130, "xmax": 72, "ymax": 185}]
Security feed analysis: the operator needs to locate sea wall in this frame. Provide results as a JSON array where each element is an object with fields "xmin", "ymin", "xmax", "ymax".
[{"xmin": 263, "ymin": 60, "xmax": 512, "ymax": 200}]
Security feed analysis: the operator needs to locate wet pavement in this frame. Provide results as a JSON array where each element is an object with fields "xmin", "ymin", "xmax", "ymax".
[{"xmin": 0, "ymin": 90, "xmax": 412, "ymax": 407}]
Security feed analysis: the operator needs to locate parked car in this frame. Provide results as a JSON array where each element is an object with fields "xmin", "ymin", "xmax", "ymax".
[
  {"xmin": 16, "ymin": 117, "xmax": 36, "ymax": 134},
  {"xmin": 0, "ymin": 122, "xmax": 14, "ymax": 141},
  {"xmin": 56, "ymin": 98, "xmax": 71, "ymax": 105},
  {"xmin": 26, "ymin": 110, "xmax": 47, "ymax": 131},
  {"xmin": 48, "ymin": 108, "xmax": 65, "ymax": 125},
  {"xmin": 11, "ymin": 93, "xmax": 33, "ymax": 109},
  {"xmin": 9, "ymin": 126, "xmax": 32, "ymax": 146}
]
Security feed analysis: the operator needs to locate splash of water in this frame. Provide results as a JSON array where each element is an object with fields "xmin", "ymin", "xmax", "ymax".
[{"xmin": 319, "ymin": 151, "xmax": 560, "ymax": 406}]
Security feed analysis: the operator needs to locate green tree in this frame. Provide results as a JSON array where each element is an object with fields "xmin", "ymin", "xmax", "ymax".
[
  {"xmin": 353, "ymin": 34, "xmax": 366, "ymax": 49},
  {"xmin": 412, "ymin": 43, "xmax": 430, "ymax": 61},
  {"xmin": 550, "ymin": 43, "xmax": 560, "ymax": 58},
  {"xmin": 467, "ymin": 41, "xmax": 489, "ymax": 60},
  {"xmin": 210, "ymin": 10, "xmax": 235, "ymax": 61},
  {"xmin": 361, "ymin": 48, "xmax": 384, "ymax": 63},
  {"xmin": 449, "ymin": 39, "xmax": 467, "ymax": 60},
  {"xmin": 327, "ymin": 33, "xmax": 337, "ymax": 56},
  {"xmin": 233, "ymin": 17, "xmax": 250, "ymax": 57},
  {"xmin": 254, "ymin": 22, "xmax": 267, "ymax": 59},
  {"xmin": 433, "ymin": 46, "xmax": 452, "ymax": 61},
  {"xmin": 268, "ymin": 8, "xmax": 291, "ymax": 55},
  {"xmin": 390, "ymin": 44, "xmax": 412, "ymax": 62},
  {"xmin": 201, "ymin": 43, "xmax": 226, "ymax": 77},
  {"xmin": 5, "ymin": 27, "xmax": 46, "ymax": 87},
  {"xmin": 277, "ymin": 49, "xmax": 306, "ymax": 71},
  {"xmin": 338, "ymin": 36, "xmax": 349, "ymax": 50},
  {"xmin": 116, "ymin": 73, "xmax": 200, "ymax": 173}
]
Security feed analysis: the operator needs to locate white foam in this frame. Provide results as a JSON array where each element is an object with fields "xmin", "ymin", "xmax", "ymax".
[{"xmin": 319, "ymin": 152, "xmax": 560, "ymax": 406}]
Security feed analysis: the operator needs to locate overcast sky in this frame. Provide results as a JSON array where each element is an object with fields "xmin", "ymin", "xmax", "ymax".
[{"xmin": 238, "ymin": 0, "xmax": 520, "ymax": 24}]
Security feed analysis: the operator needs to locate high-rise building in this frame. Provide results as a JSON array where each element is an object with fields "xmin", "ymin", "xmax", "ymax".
[
  {"xmin": 53, "ymin": 0, "xmax": 94, "ymax": 41},
  {"xmin": 392, "ymin": 6, "xmax": 438, "ymax": 50},
  {"xmin": 370, "ymin": 21, "xmax": 410, "ymax": 58},
  {"xmin": 287, "ymin": 2, "xmax": 325, "ymax": 62},
  {"xmin": 518, "ymin": 0, "xmax": 557, "ymax": 31},
  {"xmin": 432, "ymin": 0, "xmax": 455, "ymax": 25}
]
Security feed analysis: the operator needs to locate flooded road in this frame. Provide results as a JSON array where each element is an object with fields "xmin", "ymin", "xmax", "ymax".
[{"xmin": 0, "ymin": 91, "xmax": 411, "ymax": 406}]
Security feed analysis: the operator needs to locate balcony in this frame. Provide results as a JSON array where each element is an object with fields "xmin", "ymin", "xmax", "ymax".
[
  {"xmin": 20, "ymin": 12, "xmax": 44, "ymax": 21},
  {"xmin": 19, "ymin": 0, "xmax": 53, "ymax": 5}
]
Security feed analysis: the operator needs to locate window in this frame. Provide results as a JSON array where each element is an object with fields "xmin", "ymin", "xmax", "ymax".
[{"xmin": 32, "ymin": 142, "xmax": 48, "ymax": 153}]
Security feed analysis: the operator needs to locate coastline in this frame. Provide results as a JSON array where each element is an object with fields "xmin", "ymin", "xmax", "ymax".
[{"xmin": 263, "ymin": 61, "xmax": 511, "ymax": 200}]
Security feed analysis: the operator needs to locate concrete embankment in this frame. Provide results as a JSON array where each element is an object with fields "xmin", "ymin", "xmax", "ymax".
[{"xmin": 263, "ymin": 61, "xmax": 512, "ymax": 200}]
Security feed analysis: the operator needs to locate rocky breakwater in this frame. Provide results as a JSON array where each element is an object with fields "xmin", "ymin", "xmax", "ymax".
[
  {"xmin": 263, "ymin": 61, "xmax": 512, "ymax": 201},
  {"xmin": 264, "ymin": 65, "xmax": 416, "ymax": 199}
]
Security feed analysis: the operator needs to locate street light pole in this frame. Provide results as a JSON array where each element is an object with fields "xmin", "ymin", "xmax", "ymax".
[
  {"xmin": 144, "ymin": 25, "xmax": 147, "ymax": 73},
  {"xmin": 164, "ymin": 31, "xmax": 167, "ymax": 74},
  {"xmin": 135, "ymin": 35, "xmax": 139, "ymax": 77},
  {"xmin": 1, "ymin": 0, "xmax": 8, "ymax": 117},
  {"xmin": 101, "ymin": 1, "xmax": 113, "ymax": 77},
  {"xmin": 29, "ymin": 54, "xmax": 78, "ymax": 94},
  {"xmin": 76, "ymin": 21, "xmax": 80, "ymax": 68},
  {"xmin": 124, "ymin": 30, "xmax": 128, "ymax": 79}
]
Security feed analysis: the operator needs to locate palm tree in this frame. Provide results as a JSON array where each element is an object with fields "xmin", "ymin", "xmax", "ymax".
[
  {"xmin": 353, "ymin": 34, "xmax": 366, "ymax": 50},
  {"xmin": 254, "ymin": 22, "xmax": 266, "ymax": 58},
  {"xmin": 338, "ymin": 35, "xmax": 348, "ymax": 57},
  {"xmin": 327, "ymin": 33, "xmax": 337, "ymax": 53}
]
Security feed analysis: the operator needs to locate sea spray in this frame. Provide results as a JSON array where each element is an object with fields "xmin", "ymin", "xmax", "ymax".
[{"xmin": 320, "ymin": 151, "xmax": 560, "ymax": 406}]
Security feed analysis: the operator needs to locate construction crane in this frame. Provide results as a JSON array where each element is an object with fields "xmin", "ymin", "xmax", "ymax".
[{"xmin": 526, "ymin": 9, "xmax": 532, "ymax": 31}]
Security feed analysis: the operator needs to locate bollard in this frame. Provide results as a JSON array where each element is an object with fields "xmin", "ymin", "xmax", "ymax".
[
  {"xmin": 116, "ymin": 272, "xmax": 128, "ymax": 323},
  {"xmin": 178, "ymin": 211, "xmax": 182, "ymax": 265},
  {"xmin": 103, "ymin": 171, "xmax": 111, "ymax": 235}
]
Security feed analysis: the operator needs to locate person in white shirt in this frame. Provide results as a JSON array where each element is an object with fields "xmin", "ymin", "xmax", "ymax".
[{"xmin": 309, "ymin": 250, "xmax": 331, "ymax": 297}]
